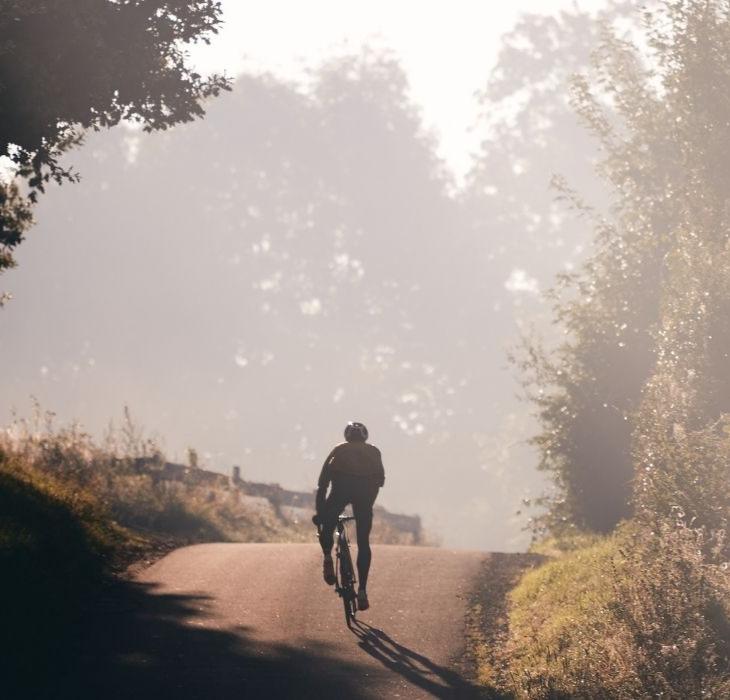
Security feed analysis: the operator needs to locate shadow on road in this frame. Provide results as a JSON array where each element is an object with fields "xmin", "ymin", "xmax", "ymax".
[
  {"xmin": 11, "ymin": 578, "xmax": 374, "ymax": 700},
  {"xmin": 6, "ymin": 557, "xmax": 521, "ymax": 699},
  {"xmin": 350, "ymin": 620, "xmax": 487, "ymax": 699}
]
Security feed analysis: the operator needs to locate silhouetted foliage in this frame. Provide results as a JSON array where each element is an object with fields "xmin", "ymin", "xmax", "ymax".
[{"xmin": 0, "ymin": 0, "xmax": 229, "ymax": 272}]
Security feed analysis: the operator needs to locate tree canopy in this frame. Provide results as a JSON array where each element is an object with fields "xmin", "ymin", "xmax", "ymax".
[{"xmin": 0, "ymin": 0, "xmax": 229, "ymax": 274}]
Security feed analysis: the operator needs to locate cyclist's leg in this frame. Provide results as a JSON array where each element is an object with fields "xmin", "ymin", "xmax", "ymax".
[
  {"xmin": 318, "ymin": 488, "xmax": 348, "ymax": 557},
  {"xmin": 352, "ymin": 487, "xmax": 378, "ymax": 590}
]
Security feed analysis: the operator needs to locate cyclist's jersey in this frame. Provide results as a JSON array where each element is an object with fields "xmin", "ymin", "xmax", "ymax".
[{"xmin": 317, "ymin": 441, "xmax": 385, "ymax": 490}]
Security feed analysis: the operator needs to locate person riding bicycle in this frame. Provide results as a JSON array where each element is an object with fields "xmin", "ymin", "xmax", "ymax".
[{"xmin": 313, "ymin": 421, "xmax": 385, "ymax": 611}]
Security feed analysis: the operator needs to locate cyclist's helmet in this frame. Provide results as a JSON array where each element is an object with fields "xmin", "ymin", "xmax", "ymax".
[{"xmin": 344, "ymin": 421, "xmax": 369, "ymax": 442}]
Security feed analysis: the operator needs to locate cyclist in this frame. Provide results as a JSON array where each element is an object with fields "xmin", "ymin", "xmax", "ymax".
[{"xmin": 313, "ymin": 421, "xmax": 385, "ymax": 611}]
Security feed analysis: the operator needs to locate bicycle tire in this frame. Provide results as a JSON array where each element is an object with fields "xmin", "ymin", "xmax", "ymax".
[{"xmin": 338, "ymin": 538, "xmax": 357, "ymax": 625}]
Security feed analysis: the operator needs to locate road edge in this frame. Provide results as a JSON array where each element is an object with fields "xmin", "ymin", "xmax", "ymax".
[{"xmin": 464, "ymin": 552, "xmax": 546, "ymax": 697}]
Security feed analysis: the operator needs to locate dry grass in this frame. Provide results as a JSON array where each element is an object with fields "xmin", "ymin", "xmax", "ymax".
[{"xmin": 0, "ymin": 405, "xmax": 319, "ymax": 552}]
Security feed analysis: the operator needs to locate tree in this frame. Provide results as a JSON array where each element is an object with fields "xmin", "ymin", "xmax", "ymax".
[
  {"xmin": 465, "ymin": 2, "xmax": 636, "ymax": 533},
  {"xmin": 627, "ymin": 1, "xmax": 730, "ymax": 542},
  {"xmin": 0, "ymin": 0, "xmax": 229, "ymax": 274},
  {"xmin": 523, "ymin": 0, "xmax": 730, "ymax": 536}
]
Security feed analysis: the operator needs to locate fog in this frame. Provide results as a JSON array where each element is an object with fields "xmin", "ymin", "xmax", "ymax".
[{"xmin": 0, "ymin": 4, "xmax": 614, "ymax": 549}]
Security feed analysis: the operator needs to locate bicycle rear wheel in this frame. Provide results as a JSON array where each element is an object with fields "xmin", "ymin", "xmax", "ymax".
[
  {"xmin": 342, "ymin": 588, "xmax": 357, "ymax": 625},
  {"xmin": 338, "ymin": 540, "xmax": 357, "ymax": 626}
]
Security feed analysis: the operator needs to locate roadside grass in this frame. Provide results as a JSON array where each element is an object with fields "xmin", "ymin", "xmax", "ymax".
[
  {"xmin": 473, "ymin": 527, "xmax": 730, "ymax": 699},
  {"xmin": 0, "ymin": 449, "xmax": 131, "ymax": 690},
  {"xmin": 503, "ymin": 533, "xmax": 624, "ymax": 697},
  {"xmin": 466, "ymin": 552, "xmax": 546, "ymax": 698},
  {"xmin": 0, "ymin": 407, "xmax": 317, "ymax": 548},
  {"xmin": 0, "ymin": 448, "xmax": 137, "ymax": 598},
  {"xmin": 526, "ymin": 530, "xmax": 606, "ymax": 558}
]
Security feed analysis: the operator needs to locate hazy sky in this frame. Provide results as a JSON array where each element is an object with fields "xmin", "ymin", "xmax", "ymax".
[
  {"xmin": 2, "ymin": 0, "xmax": 615, "ymax": 550},
  {"xmin": 191, "ymin": 0, "xmax": 607, "ymax": 179}
]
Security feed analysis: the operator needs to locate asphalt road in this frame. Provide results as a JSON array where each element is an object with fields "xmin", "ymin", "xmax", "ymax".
[{"xmin": 79, "ymin": 543, "xmax": 491, "ymax": 699}]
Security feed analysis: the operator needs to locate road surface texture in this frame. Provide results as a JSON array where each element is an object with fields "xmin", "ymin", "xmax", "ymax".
[{"xmin": 65, "ymin": 544, "xmax": 513, "ymax": 699}]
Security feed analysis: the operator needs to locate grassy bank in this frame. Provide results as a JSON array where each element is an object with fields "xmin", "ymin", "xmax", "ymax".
[
  {"xmin": 471, "ymin": 528, "xmax": 730, "ymax": 698},
  {"xmin": 0, "ymin": 449, "xmax": 125, "ymax": 692},
  {"xmin": 0, "ymin": 440, "xmax": 251, "ymax": 695},
  {"xmin": 2, "ymin": 410, "xmax": 317, "ymax": 547},
  {"xmin": 0, "ymin": 412, "xmax": 274, "ymax": 687}
]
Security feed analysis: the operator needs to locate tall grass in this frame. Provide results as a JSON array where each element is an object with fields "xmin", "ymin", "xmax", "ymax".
[{"xmin": 0, "ymin": 404, "xmax": 313, "ymax": 548}]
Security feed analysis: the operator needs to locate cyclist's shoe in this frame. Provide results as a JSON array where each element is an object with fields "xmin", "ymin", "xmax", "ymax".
[
  {"xmin": 357, "ymin": 589, "xmax": 370, "ymax": 611},
  {"xmin": 323, "ymin": 556, "xmax": 336, "ymax": 585}
]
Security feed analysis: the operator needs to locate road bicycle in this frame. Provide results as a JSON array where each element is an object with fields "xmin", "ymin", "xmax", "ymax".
[
  {"xmin": 334, "ymin": 514, "xmax": 358, "ymax": 626},
  {"xmin": 314, "ymin": 512, "xmax": 358, "ymax": 626}
]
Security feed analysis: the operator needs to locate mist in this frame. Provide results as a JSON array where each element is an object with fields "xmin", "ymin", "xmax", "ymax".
[{"xmin": 0, "ymin": 4, "xmax": 613, "ymax": 549}]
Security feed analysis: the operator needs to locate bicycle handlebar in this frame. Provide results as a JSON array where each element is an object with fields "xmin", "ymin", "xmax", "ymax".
[{"xmin": 312, "ymin": 514, "xmax": 356, "ymax": 528}]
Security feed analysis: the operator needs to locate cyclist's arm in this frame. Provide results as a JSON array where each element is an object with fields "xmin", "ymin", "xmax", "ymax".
[
  {"xmin": 375, "ymin": 448, "xmax": 385, "ymax": 488},
  {"xmin": 315, "ymin": 449, "xmax": 336, "ymax": 513}
]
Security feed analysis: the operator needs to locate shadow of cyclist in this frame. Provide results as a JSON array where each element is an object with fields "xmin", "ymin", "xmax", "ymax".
[{"xmin": 350, "ymin": 620, "xmax": 488, "ymax": 699}]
